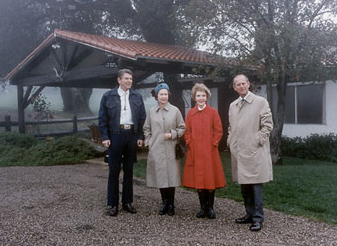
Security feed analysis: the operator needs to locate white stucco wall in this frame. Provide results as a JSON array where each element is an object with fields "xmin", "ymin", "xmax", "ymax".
[{"xmin": 282, "ymin": 81, "xmax": 337, "ymax": 138}]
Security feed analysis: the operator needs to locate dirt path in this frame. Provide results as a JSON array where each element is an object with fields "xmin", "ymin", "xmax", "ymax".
[{"xmin": 0, "ymin": 161, "xmax": 336, "ymax": 246}]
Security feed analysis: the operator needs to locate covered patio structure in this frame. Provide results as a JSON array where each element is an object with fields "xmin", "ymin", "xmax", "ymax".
[{"xmin": 4, "ymin": 29, "xmax": 253, "ymax": 148}]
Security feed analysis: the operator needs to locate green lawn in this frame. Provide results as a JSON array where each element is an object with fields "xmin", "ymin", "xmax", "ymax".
[{"xmin": 135, "ymin": 152, "xmax": 337, "ymax": 225}]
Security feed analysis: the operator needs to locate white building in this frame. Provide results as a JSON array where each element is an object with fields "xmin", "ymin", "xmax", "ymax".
[{"xmin": 255, "ymin": 80, "xmax": 337, "ymax": 138}]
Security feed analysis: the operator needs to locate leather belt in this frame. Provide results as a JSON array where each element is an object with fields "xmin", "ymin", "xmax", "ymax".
[{"xmin": 120, "ymin": 124, "xmax": 134, "ymax": 130}]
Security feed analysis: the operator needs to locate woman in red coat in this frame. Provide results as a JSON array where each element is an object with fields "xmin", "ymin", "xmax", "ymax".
[{"xmin": 182, "ymin": 83, "xmax": 226, "ymax": 219}]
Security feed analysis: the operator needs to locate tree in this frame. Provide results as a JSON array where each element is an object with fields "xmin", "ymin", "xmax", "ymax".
[
  {"xmin": 1, "ymin": 0, "xmax": 197, "ymax": 114},
  {"xmin": 184, "ymin": 0, "xmax": 337, "ymax": 164},
  {"xmin": 0, "ymin": 0, "xmax": 46, "ymax": 78},
  {"xmin": 130, "ymin": 0, "xmax": 196, "ymax": 112},
  {"xmin": 0, "ymin": 0, "xmax": 101, "ymax": 113},
  {"xmin": 35, "ymin": 0, "xmax": 106, "ymax": 114},
  {"xmin": 78, "ymin": 0, "xmax": 197, "ymax": 112}
]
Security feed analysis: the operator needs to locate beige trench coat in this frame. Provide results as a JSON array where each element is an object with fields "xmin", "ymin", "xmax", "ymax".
[
  {"xmin": 227, "ymin": 92, "xmax": 273, "ymax": 184},
  {"xmin": 143, "ymin": 102, "xmax": 186, "ymax": 188}
]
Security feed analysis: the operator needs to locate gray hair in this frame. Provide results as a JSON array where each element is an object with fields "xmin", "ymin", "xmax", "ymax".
[
  {"xmin": 233, "ymin": 74, "xmax": 249, "ymax": 86},
  {"xmin": 118, "ymin": 69, "xmax": 133, "ymax": 78}
]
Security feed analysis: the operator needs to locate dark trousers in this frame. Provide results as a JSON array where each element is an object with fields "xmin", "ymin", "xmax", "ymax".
[
  {"xmin": 107, "ymin": 129, "xmax": 137, "ymax": 207},
  {"xmin": 241, "ymin": 184, "xmax": 264, "ymax": 222}
]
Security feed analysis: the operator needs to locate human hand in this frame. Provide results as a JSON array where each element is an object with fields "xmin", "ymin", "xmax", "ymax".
[
  {"xmin": 164, "ymin": 133, "xmax": 172, "ymax": 140},
  {"xmin": 102, "ymin": 140, "xmax": 110, "ymax": 148},
  {"xmin": 137, "ymin": 139, "xmax": 143, "ymax": 147}
]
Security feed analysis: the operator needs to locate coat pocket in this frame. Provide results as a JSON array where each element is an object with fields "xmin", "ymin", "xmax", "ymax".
[
  {"xmin": 106, "ymin": 101, "xmax": 117, "ymax": 109},
  {"xmin": 106, "ymin": 101, "xmax": 118, "ymax": 118},
  {"xmin": 131, "ymin": 99, "xmax": 143, "ymax": 108}
]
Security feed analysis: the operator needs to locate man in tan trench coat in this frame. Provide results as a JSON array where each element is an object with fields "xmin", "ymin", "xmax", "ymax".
[{"xmin": 227, "ymin": 74, "xmax": 273, "ymax": 231}]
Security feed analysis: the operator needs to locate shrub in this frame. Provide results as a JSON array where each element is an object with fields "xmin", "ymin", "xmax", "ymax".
[
  {"xmin": 0, "ymin": 133, "xmax": 101, "ymax": 166},
  {"xmin": 24, "ymin": 136, "xmax": 101, "ymax": 165},
  {"xmin": 0, "ymin": 132, "xmax": 37, "ymax": 149},
  {"xmin": 281, "ymin": 133, "xmax": 337, "ymax": 162}
]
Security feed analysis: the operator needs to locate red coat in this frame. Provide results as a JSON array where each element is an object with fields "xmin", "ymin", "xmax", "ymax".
[{"xmin": 182, "ymin": 104, "xmax": 226, "ymax": 189}]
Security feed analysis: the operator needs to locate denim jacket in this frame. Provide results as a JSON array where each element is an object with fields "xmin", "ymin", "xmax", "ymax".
[{"xmin": 98, "ymin": 87, "xmax": 146, "ymax": 141}]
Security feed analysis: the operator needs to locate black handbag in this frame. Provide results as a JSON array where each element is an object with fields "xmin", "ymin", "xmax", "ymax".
[{"xmin": 175, "ymin": 136, "xmax": 186, "ymax": 159}]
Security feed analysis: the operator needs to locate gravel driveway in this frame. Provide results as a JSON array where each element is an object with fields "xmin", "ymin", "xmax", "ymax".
[{"xmin": 1, "ymin": 160, "xmax": 336, "ymax": 246}]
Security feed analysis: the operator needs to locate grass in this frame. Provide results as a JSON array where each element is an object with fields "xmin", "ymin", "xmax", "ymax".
[
  {"xmin": 135, "ymin": 152, "xmax": 337, "ymax": 225},
  {"xmin": 262, "ymin": 157, "xmax": 337, "ymax": 225},
  {"xmin": 134, "ymin": 159, "xmax": 147, "ymax": 180}
]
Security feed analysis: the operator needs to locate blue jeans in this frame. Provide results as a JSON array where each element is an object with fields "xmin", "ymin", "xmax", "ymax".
[{"xmin": 107, "ymin": 129, "xmax": 137, "ymax": 207}]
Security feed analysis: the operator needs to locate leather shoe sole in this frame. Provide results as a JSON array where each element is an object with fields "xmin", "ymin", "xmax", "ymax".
[
  {"xmin": 122, "ymin": 204, "xmax": 137, "ymax": 214},
  {"xmin": 235, "ymin": 216, "xmax": 253, "ymax": 224},
  {"xmin": 250, "ymin": 222, "xmax": 262, "ymax": 231}
]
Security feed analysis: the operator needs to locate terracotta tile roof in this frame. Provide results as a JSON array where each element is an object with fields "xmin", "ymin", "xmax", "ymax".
[
  {"xmin": 5, "ymin": 29, "xmax": 220, "ymax": 81},
  {"xmin": 54, "ymin": 29, "xmax": 216, "ymax": 64}
]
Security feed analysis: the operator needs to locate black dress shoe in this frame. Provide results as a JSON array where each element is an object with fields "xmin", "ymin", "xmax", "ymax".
[
  {"xmin": 122, "ymin": 203, "xmax": 137, "ymax": 214},
  {"xmin": 235, "ymin": 216, "xmax": 253, "ymax": 224},
  {"xmin": 207, "ymin": 207, "xmax": 216, "ymax": 219},
  {"xmin": 159, "ymin": 202, "xmax": 168, "ymax": 215},
  {"xmin": 250, "ymin": 221, "xmax": 262, "ymax": 231},
  {"xmin": 167, "ymin": 204, "xmax": 175, "ymax": 216},
  {"xmin": 106, "ymin": 206, "xmax": 118, "ymax": 216},
  {"xmin": 196, "ymin": 206, "xmax": 206, "ymax": 218}
]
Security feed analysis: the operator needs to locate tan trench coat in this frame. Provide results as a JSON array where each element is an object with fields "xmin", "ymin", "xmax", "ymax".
[
  {"xmin": 227, "ymin": 92, "xmax": 273, "ymax": 184},
  {"xmin": 143, "ymin": 102, "xmax": 186, "ymax": 188}
]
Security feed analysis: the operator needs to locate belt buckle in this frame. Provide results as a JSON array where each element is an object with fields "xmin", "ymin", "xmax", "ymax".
[{"xmin": 124, "ymin": 124, "xmax": 131, "ymax": 130}]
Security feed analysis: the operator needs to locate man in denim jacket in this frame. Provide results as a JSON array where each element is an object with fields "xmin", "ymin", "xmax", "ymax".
[{"xmin": 99, "ymin": 69, "xmax": 146, "ymax": 216}]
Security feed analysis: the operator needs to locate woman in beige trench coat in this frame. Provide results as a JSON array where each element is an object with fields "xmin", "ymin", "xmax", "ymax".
[{"xmin": 143, "ymin": 83, "xmax": 185, "ymax": 216}]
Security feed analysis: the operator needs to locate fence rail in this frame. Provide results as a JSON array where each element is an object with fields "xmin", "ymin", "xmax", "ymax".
[{"xmin": 0, "ymin": 115, "xmax": 98, "ymax": 137}]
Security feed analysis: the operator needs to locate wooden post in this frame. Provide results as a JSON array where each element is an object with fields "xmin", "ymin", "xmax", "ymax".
[
  {"xmin": 165, "ymin": 73, "xmax": 185, "ymax": 118},
  {"xmin": 217, "ymin": 78, "xmax": 238, "ymax": 150},
  {"xmin": 73, "ymin": 115, "xmax": 78, "ymax": 133},
  {"xmin": 17, "ymin": 85, "xmax": 25, "ymax": 134},
  {"xmin": 5, "ymin": 115, "xmax": 11, "ymax": 132}
]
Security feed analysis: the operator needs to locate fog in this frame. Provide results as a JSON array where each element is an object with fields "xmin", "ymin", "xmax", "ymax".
[{"xmin": 0, "ymin": 86, "xmax": 156, "ymax": 116}]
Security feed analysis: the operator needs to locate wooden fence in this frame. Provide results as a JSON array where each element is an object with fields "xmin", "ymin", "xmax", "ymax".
[{"xmin": 0, "ymin": 115, "xmax": 99, "ymax": 138}]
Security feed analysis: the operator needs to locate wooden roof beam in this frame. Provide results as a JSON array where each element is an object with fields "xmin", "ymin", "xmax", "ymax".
[{"xmin": 11, "ymin": 66, "xmax": 119, "ymax": 87}]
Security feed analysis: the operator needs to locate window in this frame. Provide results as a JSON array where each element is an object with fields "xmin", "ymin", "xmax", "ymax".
[{"xmin": 273, "ymin": 83, "xmax": 324, "ymax": 124}]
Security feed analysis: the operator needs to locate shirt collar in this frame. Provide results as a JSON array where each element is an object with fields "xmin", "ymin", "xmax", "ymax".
[
  {"xmin": 236, "ymin": 91, "xmax": 253, "ymax": 106},
  {"xmin": 238, "ymin": 91, "xmax": 251, "ymax": 101},
  {"xmin": 155, "ymin": 102, "xmax": 170, "ymax": 112},
  {"xmin": 197, "ymin": 104, "xmax": 207, "ymax": 111},
  {"xmin": 118, "ymin": 87, "xmax": 129, "ymax": 96}
]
